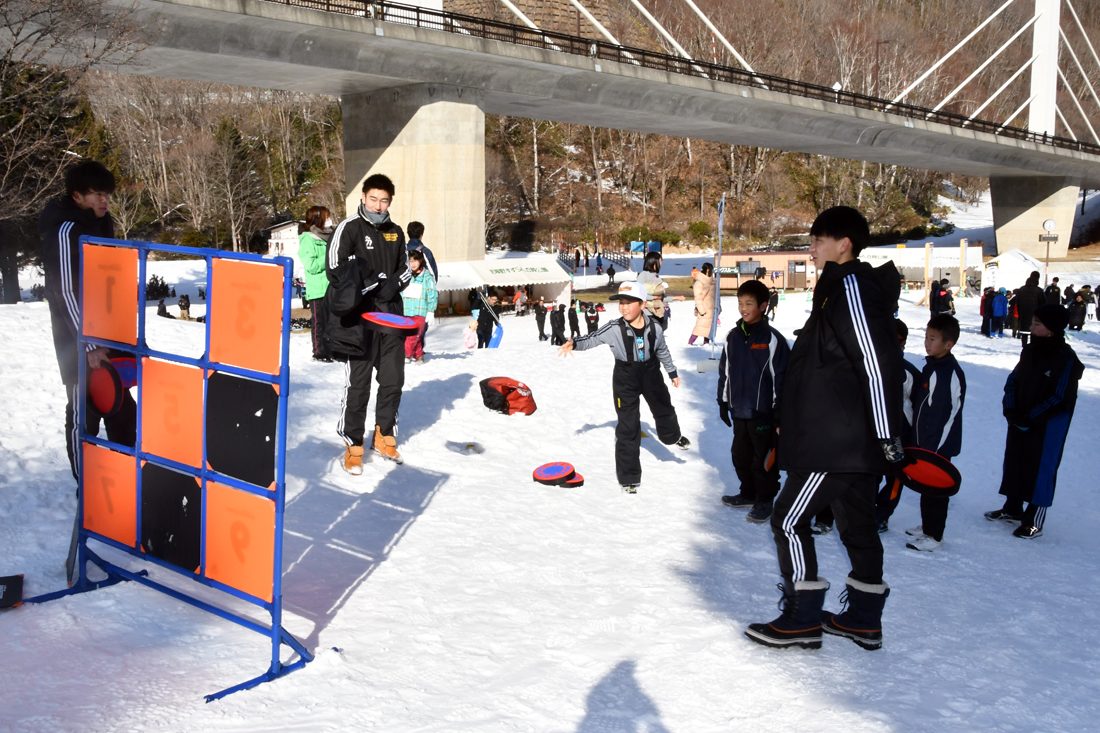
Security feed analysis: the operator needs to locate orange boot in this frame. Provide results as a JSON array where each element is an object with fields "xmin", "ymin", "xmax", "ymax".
[
  {"xmin": 342, "ymin": 445, "xmax": 364, "ymax": 475},
  {"xmin": 373, "ymin": 426, "xmax": 402, "ymax": 464}
]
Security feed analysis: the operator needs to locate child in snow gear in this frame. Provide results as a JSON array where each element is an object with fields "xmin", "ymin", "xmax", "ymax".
[
  {"xmin": 875, "ymin": 319, "xmax": 922, "ymax": 533},
  {"xmin": 326, "ymin": 173, "xmax": 411, "ymax": 469},
  {"xmin": 897, "ymin": 315, "xmax": 966, "ymax": 552},
  {"xmin": 987, "ymin": 304, "xmax": 1083, "ymax": 538},
  {"xmin": 717, "ymin": 279, "xmax": 790, "ymax": 523},
  {"xmin": 400, "ymin": 249, "xmax": 438, "ymax": 362},
  {"xmin": 568, "ymin": 299, "xmax": 582, "ymax": 340},
  {"xmin": 746, "ymin": 206, "xmax": 902, "ymax": 651},
  {"xmin": 560, "ymin": 281, "xmax": 688, "ymax": 492}
]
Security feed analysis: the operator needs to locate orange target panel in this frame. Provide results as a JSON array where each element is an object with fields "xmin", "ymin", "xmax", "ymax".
[
  {"xmin": 209, "ymin": 259, "xmax": 284, "ymax": 375},
  {"xmin": 82, "ymin": 244, "xmax": 138, "ymax": 345},
  {"xmin": 82, "ymin": 442, "xmax": 137, "ymax": 547},
  {"xmin": 205, "ymin": 481, "xmax": 275, "ymax": 602},
  {"xmin": 141, "ymin": 358, "xmax": 204, "ymax": 468}
]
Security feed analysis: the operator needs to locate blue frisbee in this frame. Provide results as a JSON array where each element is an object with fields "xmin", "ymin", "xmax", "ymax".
[{"xmin": 533, "ymin": 462, "xmax": 576, "ymax": 486}]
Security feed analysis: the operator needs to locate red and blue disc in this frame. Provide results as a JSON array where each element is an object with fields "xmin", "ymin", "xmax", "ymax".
[
  {"xmin": 533, "ymin": 462, "xmax": 576, "ymax": 486},
  {"xmin": 563, "ymin": 472, "xmax": 585, "ymax": 488},
  {"xmin": 362, "ymin": 311, "xmax": 419, "ymax": 333},
  {"xmin": 899, "ymin": 447, "xmax": 962, "ymax": 496}
]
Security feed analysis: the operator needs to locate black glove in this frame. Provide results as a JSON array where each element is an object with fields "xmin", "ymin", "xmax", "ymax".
[
  {"xmin": 718, "ymin": 402, "xmax": 731, "ymax": 427},
  {"xmin": 880, "ymin": 437, "xmax": 907, "ymax": 465},
  {"xmin": 373, "ymin": 272, "xmax": 400, "ymax": 303}
]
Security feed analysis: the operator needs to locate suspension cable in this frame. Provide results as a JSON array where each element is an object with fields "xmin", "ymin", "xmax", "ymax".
[
  {"xmin": 498, "ymin": 0, "xmax": 564, "ymax": 52},
  {"xmin": 999, "ymin": 95, "xmax": 1033, "ymax": 133},
  {"xmin": 888, "ymin": 0, "xmax": 1018, "ymax": 110},
  {"xmin": 1056, "ymin": 66, "xmax": 1100, "ymax": 143},
  {"xmin": 1064, "ymin": 0, "xmax": 1100, "ymax": 79},
  {"xmin": 1055, "ymin": 105, "xmax": 1078, "ymax": 141},
  {"xmin": 1059, "ymin": 27, "xmax": 1100, "ymax": 116},
  {"xmin": 928, "ymin": 12, "xmax": 1038, "ymax": 116},
  {"xmin": 679, "ymin": 0, "xmax": 768, "ymax": 88},
  {"xmin": 965, "ymin": 55, "xmax": 1036, "ymax": 125},
  {"xmin": 567, "ymin": 0, "xmax": 640, "ymax": 65},
  {"xmin": 626, "ymin": 0, "xmax": 709, "ymax": 77}
]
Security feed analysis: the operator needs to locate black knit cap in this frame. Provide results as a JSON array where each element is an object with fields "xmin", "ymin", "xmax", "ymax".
[{"xmin": 1034, "ymin": 303, "xmax": 1069, "ymax": 335}]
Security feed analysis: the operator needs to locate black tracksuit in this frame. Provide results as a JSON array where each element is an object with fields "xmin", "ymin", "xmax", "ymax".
[
  {"xmin": 326, "ymin": 205, "xmax": 409, "ymax": 446},
  {"xmin": 998, "ymin": 336, "xmax": 1083, "ymax": 529},
  {"xmin": 39, "ymin": 196, "xmax": 136, "ymax": 480},
  {"xmin": 876, "ymin": 356, "xmax": 921, "ymax": 524},
  {"xmin": 772, "ymin": 259, "xmax": 903, "ymax": 589},
  {"xmin": 1013, "ymin": 281, "xmax": 1045, "ymax": 345},
  {"xmin": 571, "ymin": 314, "xmax": 681, "ymax": 486},
  {"xmin": 716, "ymin": 317, "xmax": 790, "ymax": 506},
  {"xmin": 550, "ymin": 306, "xmax": 567, "ymax": 346},
  {"xmin": 477, "ymin": 300, "xmax": 499, "ymax": 348},
  {"xmin": 535, "ymin": 305, "xmax": 548, "ymax": 340},
  {"xmin": 568, "ymin": 306, "xmax": 581, "ymax": 339}
]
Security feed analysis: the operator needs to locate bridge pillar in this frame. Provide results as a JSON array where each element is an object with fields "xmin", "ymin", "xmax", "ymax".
[
  {"xmin": 342, "ymin": 84, "xmax": 485, "ymax": 262},
  {"xmin": 989, "ymin": 176, "xmax": 1076, "ymax": 258}
]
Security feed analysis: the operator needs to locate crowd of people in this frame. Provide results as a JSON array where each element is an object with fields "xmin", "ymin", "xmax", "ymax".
[
  {"xmin": 40, "ymin": 162, "xmax": 1085, "ymax": 653},
  {"xmin": 978, "ymin": 274, "xmax": 1098, "ymax": 341}
]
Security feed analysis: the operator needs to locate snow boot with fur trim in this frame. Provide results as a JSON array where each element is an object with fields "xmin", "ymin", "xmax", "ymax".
[
  {"xmin": 822, "ymin": 576, "xmax": 890, "ymax": 650},
  {"xmin": 745, "ymin": 579, "xmax": 829, "ymax": 650}
]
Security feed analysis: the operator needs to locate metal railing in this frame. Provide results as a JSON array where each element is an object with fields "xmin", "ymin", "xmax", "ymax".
[{"xmin": 266, "ymin": 0, "xmax": 1100, "ymax": 157}]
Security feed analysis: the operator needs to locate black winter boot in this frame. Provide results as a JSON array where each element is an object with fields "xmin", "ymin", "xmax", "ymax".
[
  {"xmin": 822, "ymin": 575, "xmax": 890, "ymax": 650},
  {"xmin": 745, "ymin": 579, "xmax": 829, "ymax": 649}
]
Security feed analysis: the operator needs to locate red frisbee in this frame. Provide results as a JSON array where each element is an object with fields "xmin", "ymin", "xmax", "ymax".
[
  {"xmin": 361, "ymin": 311, "xmax": 419, "ymax": 333},
  {"xmin": 898, "ymin": 447, "xmax": 962, "ymax": 496},
  {"xmin": 533, "ymin": 462, "xmax": 576, "ymax": 486},
  {"xmin": 88, "ymin": 360, "xmax": 124, "ymax": 417},
  {"xmin": 563, "ymin": 472, "xmax": 585, "ymax": 488}
]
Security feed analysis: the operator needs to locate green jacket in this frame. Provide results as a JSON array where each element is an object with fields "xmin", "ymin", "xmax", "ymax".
[{"xmin": 299, "ymin": 229, "xmax": 330, "ymax": 300}]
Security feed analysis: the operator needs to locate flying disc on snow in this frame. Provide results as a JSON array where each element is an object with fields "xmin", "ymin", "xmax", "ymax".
[
  {"xmin": 898, "ymin": 447, "xmax": 961, "ymax": 496},
  {"xmin": 563, "ymin": 472, "xmax": 585, "ymax": 488},
  {"xmin": 361, "ymin": 311, "xmax": 419, "ymax": 333},
  {"xmin": 533, "ymin": 462, "xmax": 576, "ymax": 486}
]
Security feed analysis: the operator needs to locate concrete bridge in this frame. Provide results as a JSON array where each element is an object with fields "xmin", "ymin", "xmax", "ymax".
[{"xmin": 99, "ymin": 0, "xmax": 1100, "ymax": 258}]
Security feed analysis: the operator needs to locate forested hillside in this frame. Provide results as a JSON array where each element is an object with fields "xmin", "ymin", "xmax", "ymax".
[{"xmin": 2, "ymin": 0, "xmax": 1098, "ymax": 300}]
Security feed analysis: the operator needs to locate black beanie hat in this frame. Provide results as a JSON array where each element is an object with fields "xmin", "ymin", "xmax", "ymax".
[{"xmin": 1034, "ymin": 303, "xmax": 1069, "ymax": 335}]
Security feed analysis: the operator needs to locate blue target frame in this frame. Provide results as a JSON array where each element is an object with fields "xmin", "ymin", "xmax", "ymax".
[{"xmin": 26, "ymin": 236, "xmax": 313, "ymax": 702}]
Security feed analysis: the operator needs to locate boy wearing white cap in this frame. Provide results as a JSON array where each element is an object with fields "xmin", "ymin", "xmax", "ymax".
[{"xmin": 560, "ymin": 281, "xmax": 690, "ymax": 492}]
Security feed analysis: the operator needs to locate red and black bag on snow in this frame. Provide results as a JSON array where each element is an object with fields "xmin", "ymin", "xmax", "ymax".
[{"xmin": 479, "ymin": 377, "xmax": 537, "ymax": 415}]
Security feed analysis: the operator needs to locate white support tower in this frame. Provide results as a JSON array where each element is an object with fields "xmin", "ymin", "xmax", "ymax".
[{"xmin": 1029, "ymin": 0, "xmax": 1062, "ymax": 135}]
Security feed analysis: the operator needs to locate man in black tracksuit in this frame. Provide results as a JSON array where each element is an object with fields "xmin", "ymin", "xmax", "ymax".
[
  {"xmin": 326, "ymin": 173, "xmax": 411, "ymax": 472},
  {"xmin": 1013, "ymin": 272, "xmax": 1045, "ymax": 346},
  {"xmin": 560, "ymin": 281, "xmax": 689, "ymax": 491},
  {"xmin": 40, "ymin": 161, "xmax": 137, "ymax": 483},
  {"xmin": 746, "ymin": 206, "xmax": 903, "ymax": 652}
]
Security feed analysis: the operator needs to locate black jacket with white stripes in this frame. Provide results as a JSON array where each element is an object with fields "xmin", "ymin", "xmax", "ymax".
[
  {"xmin": 324, "ymin": 205, "xmax": 409, "ymax": 356},
  {"xmin": 38, "ymin": 195, "xmax": 115, "ymax": 385},
  {"xmin": 777, "ymin": 259, "xmax": 903, "ymax": 474}
]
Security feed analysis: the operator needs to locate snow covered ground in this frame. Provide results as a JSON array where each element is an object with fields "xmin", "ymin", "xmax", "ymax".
[{"xmin": 2, "ymin": 263, "xmax": 1099, "ymax": 731}]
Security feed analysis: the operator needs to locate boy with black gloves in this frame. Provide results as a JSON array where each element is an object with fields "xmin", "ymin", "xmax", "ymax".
[
  {"xmin": 560, "ymin": 281, "xmax": 690, "ymax": 493},
  {"xmin": 717, "ymin": 279, "xmax": 790, "ymax": 522},
  {"xmin": 745, "ymin": 206, "xmax": 903, "ymax": 652},
  {"xmin": 901, "ymin": 314, "xmax": 966, "ymax": 552},
  {"xmin": 326, "ymin": 173, "xmax": 411, "ymax": 472}
]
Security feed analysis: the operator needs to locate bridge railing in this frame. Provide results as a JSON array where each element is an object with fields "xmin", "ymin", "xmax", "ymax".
[{"xmin": 268, "ymin": 0, "xmax": 1100, "ymax": 158}]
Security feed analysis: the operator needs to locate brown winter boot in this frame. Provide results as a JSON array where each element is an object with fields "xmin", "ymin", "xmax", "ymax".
[
  {"xmin": 373, "ymin": 426, "xmax": 402, "ymax": 464},
  {"xmin": 342, "ymin": 445, "xmax": 364, "ymax": 475}
]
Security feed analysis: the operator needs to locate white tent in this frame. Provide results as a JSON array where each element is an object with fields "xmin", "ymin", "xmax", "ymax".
[
  {"xmin": 433, "ymin": 253, "xmax": 573, "ymax": 314},
  {"xmin": 982, "ymin": 249, "xmax": 1043, "ymax": 292}
]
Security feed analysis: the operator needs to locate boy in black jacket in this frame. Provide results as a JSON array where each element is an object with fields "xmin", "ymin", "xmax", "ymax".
[
  {"xmin": 327, "ymin": 173, "xmax": 411, "ymax": 472},
  {"xmin": 902, "ymin": 314, "xmax": 966, "ymax": 552},
  {"xmin": 560, "ymin": 281, "xmax": 690, "ymax": 492},
  {"xmin": 40, "ymin": 161, "xmax": 137, "ymax": 483},
  {"xmin": 746, "ymin": 206, "xmax": 903, "ymax": 652},
  {"xmin": 986, "ymin": 304, "xmax": 1084, "ymax": 538},
  {"xmin": 717, "ymin": 279, "xmax": 790, "ymax": 523}
]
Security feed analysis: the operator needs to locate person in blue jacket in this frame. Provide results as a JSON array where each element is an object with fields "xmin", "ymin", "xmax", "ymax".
[
  {"xmin": 716, "ymin": 279, "xmax": 791, "ymax": 523},
  {"xmin": 986, "ymin": 304, "xmax": 1084, "ymax": 538},
  {"xmin": 990, "ymin": 287, "xmax": 1009, "ymax": 337},
  {"xmin": 902, "ymin": 314, "xmax": 966, "ymax": 552}
]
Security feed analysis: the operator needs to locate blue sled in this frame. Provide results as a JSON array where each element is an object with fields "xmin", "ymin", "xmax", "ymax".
[{"xmin": 488, "ymin": 323, "xmax": 504, "ymax": 348}]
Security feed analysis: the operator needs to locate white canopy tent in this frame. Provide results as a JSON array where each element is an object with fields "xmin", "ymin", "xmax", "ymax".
[
  {"xmin": 433, "ymin": 253, "xmax": 573, "ymax": 314},
  {"xmin": 982, "ymin": 249, "xmax": 1043, "ymax": 292}
]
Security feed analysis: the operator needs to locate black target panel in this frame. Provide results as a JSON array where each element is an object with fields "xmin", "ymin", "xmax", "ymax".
[
  {"xmin": 205, "ymin": 371, "xmax": 278, "ymax": 489},
  {"xmin": 140, "ymin": 463, "xmax": 202, "ymax": 573}
]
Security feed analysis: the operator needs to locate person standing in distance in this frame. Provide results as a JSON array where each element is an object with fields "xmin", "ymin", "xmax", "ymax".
[
  {"xmin": 326, "ymin": 173, "xmax": 411, "ymax": 472},
  {"xmin": 745, "ymin": 206, "xmax": 903, "ymax": 652}
]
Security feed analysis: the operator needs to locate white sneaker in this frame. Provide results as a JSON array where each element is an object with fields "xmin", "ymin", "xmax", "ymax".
[
  {"xmin": 906, "ymin": 535, "xmax": 941, "ymax": 552},
  {"xmin": 904, "ymin": 525, "xmax": 925, "ymax": 537}
]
